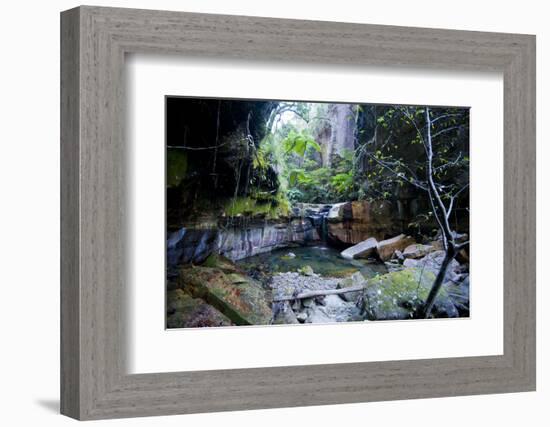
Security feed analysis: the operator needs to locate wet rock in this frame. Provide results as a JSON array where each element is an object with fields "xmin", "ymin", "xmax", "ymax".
[
  {"xmin": 376, "ymin": 234, "xmax": 416, "ymax": 261},
  {"xmin": 362, "ymin": 268, "xmax": 458, "ymax": 320},
  {"xmin": 166, "ymin": 289, "xmax": 232, "ymax": 328},
  {"xmin": 340, "ymin": 237, "xmax": 379, "ymax": 260},
  {"xmin": 179, "ymin": 266, "xmax": 272, "ymax": 325}
]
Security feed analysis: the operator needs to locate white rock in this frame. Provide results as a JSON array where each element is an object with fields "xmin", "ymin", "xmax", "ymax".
[{"xmin": 340, "ymin": 237, "xmax": 379, "ymax": 260}]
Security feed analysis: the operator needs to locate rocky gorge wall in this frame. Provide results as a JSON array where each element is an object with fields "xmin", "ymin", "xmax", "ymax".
[
  {"xmin": 167, "ymin": 200, "xmax": 409, "ymax": 268},
  {"xmin": 167, "ymin": 217, "xmax": 320, "ymax": 267}
]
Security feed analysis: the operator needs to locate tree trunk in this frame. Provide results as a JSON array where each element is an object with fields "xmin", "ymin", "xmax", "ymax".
[
  {"xmin": 272, "ymin": 285, "xmax": 367, "ymax": 302},
  {"xmin": 420, "ymin": 250, "xmax": 454, "ymax": 318}
]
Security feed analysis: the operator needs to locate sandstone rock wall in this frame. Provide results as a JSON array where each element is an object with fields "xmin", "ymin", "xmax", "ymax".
[
  {"xmin": 167, "ymin": 218, "xmax": 320, "ymax": 267},
  {"xmin": 327, "ymin": 200, "xmax": 400, "ymax": 245}
]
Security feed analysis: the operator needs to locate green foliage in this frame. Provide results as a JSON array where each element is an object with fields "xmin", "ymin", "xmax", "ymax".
[
  {"xmin": 331, "ymin": 172, "xmax": 353, "ymax": 195},
  {"xmin": 282, "ymin": 130, "xmax": 321, "ymax": 157},
  {"xmin": 285, "ymin": 152, "xmax": 356, "ymax": 203},
  {"xmin": 224, "ymin": 194, "xmax": 290, "ymax": 219}
]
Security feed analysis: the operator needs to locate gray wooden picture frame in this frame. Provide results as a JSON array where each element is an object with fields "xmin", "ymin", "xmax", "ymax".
[{"xmin": 60, "ymin": 5, "xmax": 536, "ymax": 420}]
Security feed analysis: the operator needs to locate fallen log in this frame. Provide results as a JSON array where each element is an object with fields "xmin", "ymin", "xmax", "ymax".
[{"xmin": 272, "ymin": 284, "xmax": 366, "ymax": 302}]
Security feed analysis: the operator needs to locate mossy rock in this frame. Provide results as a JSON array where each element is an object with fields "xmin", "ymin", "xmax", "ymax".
[
  {"xmin": 363, "ymin": 267, "xmax": 455, "ymax": 320},
  {"xmin": 298, "ymin": 265, "xmax": 315, "ymax": 276},
  {"xmin": 223, "ymin": 194, "xmax": 290, "ymax": 220},
  {"xmin": 166, "ymin": 148, "xmax": 188, "ymax": 188},
  {"xmin": 166, "ymin": 289, "xmax": 232, "ymax": 328},
  {"xmin": 178, "ymin": 266, "xmax": 272, "ymax": 326},
  {"xmin": 202, "ymin": 253, "xmax": 242, "ymax": 274}
]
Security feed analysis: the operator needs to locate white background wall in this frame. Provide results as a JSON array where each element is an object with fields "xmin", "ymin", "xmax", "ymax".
[{"xmin": 0, "ymin": 0, "xmax": 547, "ymax": 425}]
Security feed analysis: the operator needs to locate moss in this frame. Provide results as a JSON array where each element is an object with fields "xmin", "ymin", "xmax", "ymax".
[
  {"xmin": 202, "ymin": 253, "xmax": 241, "ymax": 274},
  {"xmin": 166, "ymin": 289, "xmax": 232, "ymax": 328},
  {"xmin": 178, "ymin": 266, "xmax": 272, "ymax": 325},
  {"xmin": 363, "ymin": 267, "xmax": 448, "ymax": 320},
  {"xmin": 224, "ymin": 192, "xmax": 290, "ymax": 219},
  {"xmin": 369, "ymin": 268, "xmax": 439, "ymax": 301},
  {"xmin": 298, "ymin": 265, "xmax": 314, "ymax": 276},
  {"xmin": 166, "ymin": 148, "xmax": 188, "ymax": 188}
]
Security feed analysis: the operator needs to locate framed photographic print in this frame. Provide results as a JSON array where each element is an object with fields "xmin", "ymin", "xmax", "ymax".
[{"xmin": 61, "ymin": 5, "xmax": 536, "ymax": 420}]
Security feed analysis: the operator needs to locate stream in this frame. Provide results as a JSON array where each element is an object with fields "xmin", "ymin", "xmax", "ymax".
[{"xmin": 237, "ymin": 243, "xmax": 387, "ymax": 281}]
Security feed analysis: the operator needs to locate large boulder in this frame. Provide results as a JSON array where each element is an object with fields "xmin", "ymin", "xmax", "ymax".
[
  {"xmin": 272, "ymin": 301, "xmax": 299, "ymax": 324},
  {"xmin": 337, "ymin": 271, "xmax": 367, "ymax": 302},
  {"xmin": 362, "ymin": 268, "xmax": 459, "ymax": 320},
  {"xmin": 166, "ymin": 289, "xmax": 233, "ymax": 328},
  {"xmin": 430, "ymin": 232, "xmax": 469, "ymax": 251},
  {"xmin": 340, "ymin": 237, "xmax": 379, "ymax": 260},
  {"xmin": 178, "ymin": 266, "xmax": 272, "ymax": 325},
  {"xmin": 326, "ymin": 202, "xmax": 349, "ymax": 222},
  {"xmin": 402, "ymin": 243, "xmax": 435, "ymax": 259},
  {"xmin": 327, "ymin": 200, "xmax": 397, "ymax": 245},
  {"xmin": 376, "ymin": 234, "xmax": 416, "ymax": 261},
  {"xmin": 403, "ymin": 250, "xmax": 461, "ymax": 282},
  {"xmin": 305, "ymin": 294, "xmax": 362, "ymax": 323}
]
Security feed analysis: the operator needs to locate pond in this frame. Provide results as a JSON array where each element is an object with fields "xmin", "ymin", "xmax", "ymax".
[{"xmin": 236, "ymin": 243, "xmax": 387, "ymax": 281}]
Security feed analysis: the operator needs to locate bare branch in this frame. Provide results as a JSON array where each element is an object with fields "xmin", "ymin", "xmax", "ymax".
[
  {"xmin": 456, "ymin": 240, "xmax": 470, "ymax": 251},
  {"xmin": 424, "ymin": 107, "xmax": 454, "ymax": 246},
  {"xmin": 434, "ymin": 152, "xmax": 463, "ymax": 172},
  {"xmin": 430, "ymin": 112, "xmax": 464, "ymax": 125},
  {"xmin": 432, "ymin": 126, "xmax": 461, "ymax": 139},
  {"xmin": 364, "ymin": 151, "xmax": 427, "ymax": 191}
]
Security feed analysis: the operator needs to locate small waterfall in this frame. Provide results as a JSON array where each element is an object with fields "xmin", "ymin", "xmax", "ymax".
[
  {"xmin": 303, "ymin": 204, "xmax": 332, "ymax": 243},
  {"xmin": 320, "ymin": 213, "xmax": 328, "ymax": 242}
]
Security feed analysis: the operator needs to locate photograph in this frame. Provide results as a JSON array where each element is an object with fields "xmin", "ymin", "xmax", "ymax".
[
  {"xmin": 51, "ymin": 3, "xmax": 537, "ymax": 421},
  {"xmin": 165, "ymin": 97, "xmax": 470, "ymax": 328}
]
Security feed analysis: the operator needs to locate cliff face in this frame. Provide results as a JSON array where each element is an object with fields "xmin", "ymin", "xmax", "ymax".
[
  {"xmin": 315, "ymin": 104, "xmax": 358, "ymax": 167},
  {"xmin": 166, "ymin": 199, "xmax": 408, "ymax": 267},
  {"xmin": 326, "ymin": 200, "xmax": 399, "ymax": 245},
  {"xmin": 329, "ymin": 104, "xmax": 357, "ymax": 159},
  {"xmin": 166, "ymin": 98, "xmax": 280, "ymax": 230},
  {"xmin": 167, "ymin": 217, "xmax": 320, "ymax": 267}
]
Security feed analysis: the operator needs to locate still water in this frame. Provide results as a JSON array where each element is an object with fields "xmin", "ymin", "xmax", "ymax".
[{"xmin": 237, "ymin": 244, "xmax": 387, "ymax": 279}]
